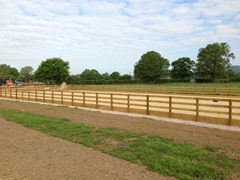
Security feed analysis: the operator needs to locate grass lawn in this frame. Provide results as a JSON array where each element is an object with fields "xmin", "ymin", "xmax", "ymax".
[
  {"xmin": 0, "ymin": 109, "xmax": 239, "ymax": 180},
  {"xmin": 149, "ymin": 82, "xmax": 240, "ymax": 88},
  {"xmin": 72, "ymin": 82, "xmax": 240, "ymax": 88},
  {"xmin": 71, "ymin": 82, "xmax": 240, "ymax": 96}
]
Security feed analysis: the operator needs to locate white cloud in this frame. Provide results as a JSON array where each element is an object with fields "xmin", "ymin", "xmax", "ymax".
[{"xmin": 0, "ymin": 0, "xmax": 239, "ymax": 74}]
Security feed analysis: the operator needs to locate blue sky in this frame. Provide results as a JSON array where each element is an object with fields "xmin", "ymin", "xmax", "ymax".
[{"xmin": 0, "ymin": 0, "xmax": 239, "ymax": 75}]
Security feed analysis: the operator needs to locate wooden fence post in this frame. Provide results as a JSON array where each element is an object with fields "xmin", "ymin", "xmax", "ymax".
[
  {"xmin": 127, "ymin": 94, "xmax": 130, "ymax": 113},
  {"xmin": 61, "ymin": 91, "xmax": 63, "ymax": 104},
  {"xmin": 51, "ymin": 91, "xmax": 54, "ymax": 103},
  {"xmin": 28, "ymin": 90, "xmax": 30, "ymax": 101},
  {"xmin": 196, "ymin": 98, "xmax": 199, "ymax": 121},
  {"xmin": 0, "ymin": 87, "xmax": 2, "ymax": 97},
  {"xmin": 83, "ymin": 92, "xmax": 85, "ymax": 106},
  {"xmin": 228, "ymin": 99, "xmax": 232, "ymax": 126},
  {"xmin": 43, "ymin": 90, "xmax": 45, "ymax": 102},
  {"xmin": 21, "ymin": 89, "xmax": 23, "ymax": 99},
  {"xmin": 16, "ymin": 89, "xmax": 18, "ymax": 99},
  {"xmin": 169, "ymin": 96, "xmax": 172, "ymax": 118},
  {"xmin": 10, "ymin": 88, "xmax": 12, "ymax": 98},
  {"xmin": 35, "ymin": 90, "xmax": 37, "ymax": 101},
  {"xmin": 111, "ymin": 94, "xmax": 113, "ymax": 111},
  {"xmin": 71, "ymin": 92, "xmax": 74, "ymax": 106},
  {"xmin": 146, "ymin": 95, "xmax": 150, "ymax": 115},
  {"xmin": 96, "ymin": 93, "xmax": 98, "ymax": 108}
]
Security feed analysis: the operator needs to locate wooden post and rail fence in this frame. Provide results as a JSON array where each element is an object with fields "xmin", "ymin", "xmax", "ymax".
[{"xmin": 0, "ymin": 87, "xmax": 239, "ymax": 127}]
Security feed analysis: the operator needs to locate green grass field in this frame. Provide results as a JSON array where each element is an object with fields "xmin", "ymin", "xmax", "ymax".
[
  {"xmin": 147, "ymin": 82, "xmax": 240, "ymax": 88},
  {"xmin": 0, "ymin": 109, "xmax": 239, "ymax": 180},
  {"xmin": 70, "ymin": 82, "xmax": 240, "ymax": 96},
  {"xmin": 72, "ymin": 82, "xmax": 240, "ymax": 88}
]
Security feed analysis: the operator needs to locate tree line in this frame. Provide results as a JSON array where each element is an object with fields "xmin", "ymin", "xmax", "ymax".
[{"xmin": 0, "ymin": 42, "xmax": 239, "ymax": 85}]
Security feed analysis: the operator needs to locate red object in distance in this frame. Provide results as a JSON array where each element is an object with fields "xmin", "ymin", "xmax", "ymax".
[{"xmin": 6, "ymin": 77, "xmax": 14, "ymax": 86}]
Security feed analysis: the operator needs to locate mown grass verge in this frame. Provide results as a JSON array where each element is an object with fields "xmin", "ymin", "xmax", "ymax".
[{"xmin": 0, "ymin": 109, "xmax": 239, "ymax": 180}]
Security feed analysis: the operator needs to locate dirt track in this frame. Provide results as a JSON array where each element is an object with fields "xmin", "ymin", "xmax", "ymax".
[
  {"xmin": 0, "ymin": 99, "xmax": 240, "ymax": 179},
  {"xmin": 0, "ymin": 117, "xmax": 172, "ymax": 180}
]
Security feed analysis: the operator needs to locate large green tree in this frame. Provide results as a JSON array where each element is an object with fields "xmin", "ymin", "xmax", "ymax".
[
  {"xmin": 67, "ymin": 74, "xmax": 81, "ymax": 84},
  {"xmin": 0, "ymin": 64, "xmax": 19, "ymax": 82},
  {"xmin": 34, "ymin": 58, "xmax": 70, "ymax": 84},
  {"xmin": 101, "ymin": 73, "xmax": 110, "ymax": 80},
  {"xmin": 134, "ymin": 51, "xmax": 169, "ymax": 82},
  {"xmin": 110, "ymin": 71, "xmax": 121, "ymax": 80},
  {"xmin": 80, "ymin": 69, "xmax": 101, "ymax": 81},
  {"xmin": 19, "ymin": 66, "xmax": 34, "ymax": 82},
  {"xmin": 120, "ymin": 74, "xmax": 132, "ymax": 80},
  {"xmin": 171, "ymin": 57, "xmax": 195, "ymax": 79},
  {"xmin": 196, "ymin": 42, "xmax": 235, "ymax": 80}
]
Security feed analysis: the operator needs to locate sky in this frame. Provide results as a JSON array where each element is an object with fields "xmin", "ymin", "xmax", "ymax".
[{"xmin": 0, "ymin": 0, "xmax": 239, "ymax": 75}]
